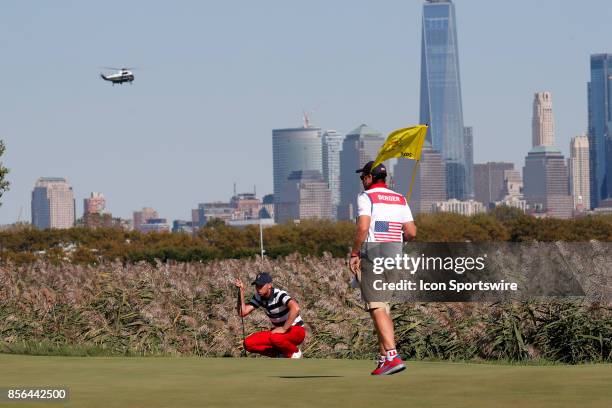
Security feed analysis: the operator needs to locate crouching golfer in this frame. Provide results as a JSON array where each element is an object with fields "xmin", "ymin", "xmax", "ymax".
[
  {"xmin": 234, "ymin": 272, "xmax": 305, "ymax": 358},
  {"xmin": 349, "ymin": 161, "xmax": 417, "ymax": 375}
]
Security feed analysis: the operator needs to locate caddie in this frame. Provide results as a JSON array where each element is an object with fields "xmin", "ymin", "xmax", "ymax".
[{"xmin": 349, "ymin": 160, "xmax": 417, "ymax": 375}]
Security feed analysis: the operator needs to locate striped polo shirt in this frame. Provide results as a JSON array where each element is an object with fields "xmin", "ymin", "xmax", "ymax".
[{"xmin": 248, "ymin": 288, "xmax": 304, "ymax": 327}]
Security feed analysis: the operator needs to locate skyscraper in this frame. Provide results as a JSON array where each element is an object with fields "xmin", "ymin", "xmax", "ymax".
[
  {"xmin": 84, "ymin": 192, "xmax": 106, "ymax": 215},
  {"xmin": 230, "ymin": 192, "xmax": 262, "ymax": 220},
  {"xmin": 338, "ymin": 124, "xmax": 386, "ymax": 220},
  {"xmin": 523, "ymin": 147, "xmax": 573, "ymax": 219},
  {"xmin": 272, "ymin": 126, "xmax": 322, "ymax": 221},
  {"xmin": 473, "ymin": 162, "xmax": 515, "ymax": 208},
  {"xmin": 277, "ymin": 170, "xmax": 332, "ymax": 223},
  {"xmin": 322, "ymin": 130, "xmax": 344, "ymax": 219},
  {"xmin": 464, "ymin": 126, "xmax": 474, "ymax": 198},
  {"xmin": 31, "ymin": 177, "xmax": 75, "ymax": 229},
  {"xmin": 196, "ymin": 202, "xmax": 234, "ymax": 226},
  {"xmin": 394, "ymin": 144, "xmax": 446, "ymax": 214},
  {"xmin": 420, "ymin": 0, "xmax": 471, "ymax": 200},
  {"xmin": 495, "ymin": 169, "xmax": 526, "ymax": 212},
  {"xmin": 569, "ymin": 135, "xmax": 590, "ymax": 211},
  {"xmin": 133, "ymin": 207, "xmax": 158, "ymax": 231},
  {"xmin": 587, "ymin": 54, "xmax": 612, "ymax": 208},
  {"xmin": 501, "ymin": 169, "xmax": 523, "ymax": 199},
  {"xmin": 532, "ymin": 92, "xmax": 555, "ymax": 147}
]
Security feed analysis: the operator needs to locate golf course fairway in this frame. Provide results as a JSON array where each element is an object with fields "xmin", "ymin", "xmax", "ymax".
[{"xmin": 1, "ymin": 354, "xmax": 610, "ymax": 408}]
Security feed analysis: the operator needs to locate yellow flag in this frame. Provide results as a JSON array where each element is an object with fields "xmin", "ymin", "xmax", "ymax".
[{"xmin": 372, "ymin": 125, "xmax": 429, "ymax": 169}]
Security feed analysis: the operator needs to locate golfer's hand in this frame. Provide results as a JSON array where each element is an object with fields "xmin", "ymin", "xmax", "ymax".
[
  {"xmin": 349, "ymin": 256, "xmax": 361, "ymax": 276},
  {"xmin": 234, "ymin": 278, "xmax": 244, "ymax": 291},
  {"xmin": 271, "ymin": 327, "xmax": 287, "ymax": 334}
]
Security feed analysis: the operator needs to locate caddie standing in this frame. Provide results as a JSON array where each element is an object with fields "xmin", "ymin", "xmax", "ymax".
[{"xmin": 349, "ymin": 160, "xmax": 417, "ymax": 375}]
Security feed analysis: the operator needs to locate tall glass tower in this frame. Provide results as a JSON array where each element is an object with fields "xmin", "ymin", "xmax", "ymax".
[
  {"xmin": 322, "ymin": 130, "xmax": 344, "ymax": 219},
  {"xmin": 419, "ymin": 0, "xmax": 470, "ymax": 199},
  {"xmin": 338, "ymin": 124, "xmax": 385, "ymax": 220},
  {"xmin": 272, "ymin": 126, "xmax": 322, "ymax": 222},
  {"xmin": 587, "ymin": 54, "xmax": 612, "ymax": 208},
  {"xmin": 31, "ymin": 177, "xmax": 76, "ymax": 229}
]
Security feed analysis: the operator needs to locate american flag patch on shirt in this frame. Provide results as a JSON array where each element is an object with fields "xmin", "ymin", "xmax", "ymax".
[{"xmin": 373, "ymin": 221, "xmax": 403, "ymax": 242}]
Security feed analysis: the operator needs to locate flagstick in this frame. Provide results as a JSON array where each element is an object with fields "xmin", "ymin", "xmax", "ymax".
[
  {"xmin": 406, "ymin": 159, "xmax": 420, "ymax": 202},
  {"xmin": 406, "ymin": 125, "xmax": 426, "ymax": 202},
  {"xmin": 237, "ymin": 286, "xmax": 246, "ymax": 357}
]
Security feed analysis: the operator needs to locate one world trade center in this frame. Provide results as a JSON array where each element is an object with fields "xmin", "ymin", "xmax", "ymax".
[{"xmin": 420, "ymin": 0, "xmax": 472, "ymax": 199}]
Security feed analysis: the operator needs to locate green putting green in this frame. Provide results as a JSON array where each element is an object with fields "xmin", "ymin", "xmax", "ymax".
[{"xmin": 0, "ymin": 354, "xmax": 610, "ymax": 408}]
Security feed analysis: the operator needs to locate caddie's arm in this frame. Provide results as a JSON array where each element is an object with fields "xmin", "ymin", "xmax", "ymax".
[
  {"xmin": 349, "ymin": 215, "xmax": 371, "ymax": 274},
  {"xmin": 403, "ymin": 221, "xmax": 417, "ymax": 241},
  {"xmin": 234, "ymin": 278, "xmax": 255, "ymax": 317}
]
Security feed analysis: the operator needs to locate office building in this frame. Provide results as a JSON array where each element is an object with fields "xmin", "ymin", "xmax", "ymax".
[
  {"xmin": 494, "ymin": 170, "xmax": 526, "ymax": 212},
  {"xmin": 587, "ymin": 54, "xmax": 612, "ymax": 208},
  {"xmin": 569, "ymin": 134, "xmax": 590, "ymax": 211},
  {"xmin": 338, "ymin": 124, "xmax": 386, "ymax": 220},
  {"xmin": 532, "ymin": 92, "xmax": 555, "ymax": 147},
  {"xmin": 473, "ymin": 162, "xmax": 515, "ymax": 208},
  {"xmin": 195, "ymin": 191, "xmax": 269, "ymax": 226},
  {"xmin": 420, "ymin": 0, "xmax": 471, "ymax": 199},
  {"xmin": 464, "ymin": 126, "xmax": 474, "ymax": 198},
  {"xmin": 272, "ymin": 126, "xmax": 322, "ymax": 221},
  {"xmin": 432, "ymin": 199, "xmax": 485, "ymax": 216},
  {"xmin": 133, "ymin": 207, "xmax": 158, "ymax": 231},
  {"xmin": 394, "ymin": 144, "xmax": 446, "ymax": 214},
  {"xmin": 277, "ymin": 170, "xmax": 332, "ymax": 223},
  {"xmin": 172, "ymin": 220, "xmax": 196, "ymax": 234},
  {"xmin": 260, "ymin": 194, "xmax": 275, "ymax": 219},
  {"xmin": 501, "ymin": 169, "xmax": 523, "ymax": 199},
  {"xmin": 191, "ymin": 209, "xmax": 200, "ymax": 226},
  {"xmin": 83, "ymin": 192, "xmax": 106, "ymax": 215},
  {"xmin": 322, "ymin": 129, "xmax": 344, "ymax": 219},
  {"xmin": 139, "ymin": 218, "xmax": 170, "ymax": 233},
  {"xmin": 31, "ymin": 177, "xmax": 75, "ymax": 229},
  {"xmin": 523, "ymin": 146, "xmax": 573, "ymax": 219},
  {"xmin": 196, "ymin": 202, "xmax": 235, "ymax": 226},
  {"xmin": 494, "ymin": 197, "xmax": 527, "ymax": 212},
  {"xmin": 593, "ymin": 198, "xmax": 612, "ymax": 214},
  {"xmin": 230, "ymin": 192, "xmax": 262, "ymax": 220}
]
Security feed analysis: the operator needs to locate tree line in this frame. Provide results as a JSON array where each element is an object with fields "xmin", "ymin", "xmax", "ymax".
[{"xmin": 1, "ymin": 207, "xmax": 611, "ymax": 265}]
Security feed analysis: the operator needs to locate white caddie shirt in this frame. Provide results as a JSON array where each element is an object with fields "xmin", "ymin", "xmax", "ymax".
[{"xmin": 357, "ymin": 182, "xmax": 414, "ymax": 242}]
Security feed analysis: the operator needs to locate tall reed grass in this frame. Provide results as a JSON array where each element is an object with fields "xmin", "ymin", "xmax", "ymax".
[{"xmin": 1, "ymin": 254, "xmax": 610, "ymax": 363}]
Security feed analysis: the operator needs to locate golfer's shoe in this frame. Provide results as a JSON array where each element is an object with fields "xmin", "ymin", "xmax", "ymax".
[
  {"xmin": 373, "ymin": 357, "xmax": 406, "ymax": 376},
  {"xmin": 370, "ymin": 360, "xmax": 386, "ymax": 375},
  {"xmin": 291, "ymin": 348, "xmax": 302, "ymax": 359}
]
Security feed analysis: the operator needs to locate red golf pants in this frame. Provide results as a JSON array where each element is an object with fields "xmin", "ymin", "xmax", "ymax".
[{"xmin": 244, "ymin": 325, "xmax": 305, "ymax": 358}]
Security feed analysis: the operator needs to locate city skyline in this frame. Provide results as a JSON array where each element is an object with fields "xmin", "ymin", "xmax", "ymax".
[{"xmin": 1, "ymin": 0, "xmax": 611, "ymax": 224}]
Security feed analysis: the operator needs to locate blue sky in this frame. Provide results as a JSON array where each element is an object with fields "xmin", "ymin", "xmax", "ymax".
[{"xmin": 1, "ymin": 0, "xmax": 611, "ymax": 224}]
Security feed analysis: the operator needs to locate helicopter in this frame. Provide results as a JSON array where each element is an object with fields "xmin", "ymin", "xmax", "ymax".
[{"xmin": 100, "ymin": 67, "xmax": 135, "ymax": 85}]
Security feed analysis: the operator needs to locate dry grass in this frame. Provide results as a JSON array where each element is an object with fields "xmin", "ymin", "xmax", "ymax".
[{"xmin": 1, "ymin": 254, "xmax": 610, "ymax": 363}]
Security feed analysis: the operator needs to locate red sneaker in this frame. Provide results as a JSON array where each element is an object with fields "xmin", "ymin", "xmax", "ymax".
[
  {"xmin": 375, "ymin": 357, "xmax": 406, "ymax": 375},
  {"xmin": 370, "ymin": 360, "xmax": 386, "ymax": 375}
]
